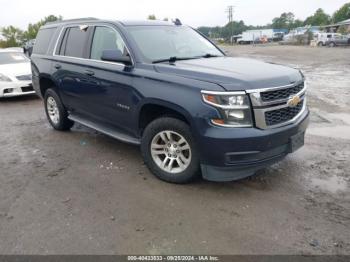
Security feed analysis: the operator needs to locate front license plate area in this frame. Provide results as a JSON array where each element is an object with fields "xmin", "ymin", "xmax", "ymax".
[{"xmin": 289, "ymin": 132, "xmax": 305, "ymax": 152}]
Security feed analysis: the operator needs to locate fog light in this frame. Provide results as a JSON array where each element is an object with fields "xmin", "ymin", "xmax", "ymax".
[{"xmin": 4, "ymin": 88, "xmax": 14, "ymax": 94}]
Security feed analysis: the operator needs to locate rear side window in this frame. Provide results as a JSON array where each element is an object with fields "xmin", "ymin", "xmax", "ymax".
[
  {"xmin": 33, "ymin": 28, "xmax": 56, "ymax": 55},
  {"xmin": 62, "ymin": 27, "xmax": 89, "ymax": 58}
]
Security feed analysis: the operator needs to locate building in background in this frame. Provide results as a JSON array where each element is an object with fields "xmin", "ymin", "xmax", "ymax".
[{"xmin": 322, "ymin": 19, "xmax": 350, "ymax": 33}]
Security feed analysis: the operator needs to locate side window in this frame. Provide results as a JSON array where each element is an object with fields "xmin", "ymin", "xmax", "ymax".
[
  {"xmin": 63, "ymin": 27, "xmax": 89, "ymax": 58},
  {"xmin": 33, "ymin": 27, "xmax": 57, "ymax": 55},
  {"xmin": 90, "ymin": 26, "xmax": 127, "ymax": 60}
]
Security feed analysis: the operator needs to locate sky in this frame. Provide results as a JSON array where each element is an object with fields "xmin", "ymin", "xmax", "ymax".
[{"xmin": 0, "ymin": 0, "xmax": 349, "ymax": 29}]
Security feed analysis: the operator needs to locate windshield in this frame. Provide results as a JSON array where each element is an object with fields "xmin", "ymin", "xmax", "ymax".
[
  {"xmin": 127, "ymin": 26, "xmax": 224, "ymax": 62},
  {"xmin": 0, "ymin": 52, "xmax": 29, "ymax": 65}
]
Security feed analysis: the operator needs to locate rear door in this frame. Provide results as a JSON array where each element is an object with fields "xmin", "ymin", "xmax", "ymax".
[{"xmin": 52, "ymin": 25, "xmax": 95, "ymax": 115}]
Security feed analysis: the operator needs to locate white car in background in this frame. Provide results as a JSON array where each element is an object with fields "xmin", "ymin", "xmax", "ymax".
[{"xmin": 0, "ymin": 49, "xmax": 34, "ymax": 97}]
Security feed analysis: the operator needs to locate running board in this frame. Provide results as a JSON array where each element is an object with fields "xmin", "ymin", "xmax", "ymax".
[{"xmin": 68, "ymin": 114, "xmax": 140, "ymax": 145}]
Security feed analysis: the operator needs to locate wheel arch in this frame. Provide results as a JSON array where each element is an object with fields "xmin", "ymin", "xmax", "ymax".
[
  {"xmin": 38, "ymin": 76, "xmax": 58, "ymax": 97},
  {"xmin": 137, "ymin": 99, "xmax": 194, "ymax": 136}
]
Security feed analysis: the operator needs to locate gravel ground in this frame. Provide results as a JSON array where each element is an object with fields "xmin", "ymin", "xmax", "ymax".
[{"xmin": 0, "ymin": 45, "xmax": 349, "ymax": 255}]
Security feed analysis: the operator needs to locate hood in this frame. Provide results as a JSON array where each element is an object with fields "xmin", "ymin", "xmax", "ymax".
[
  {"xmin": 154, "ymin": 57, "xmax": 302, "ymax": 91},
  {"xmin": 0, "ymin": 62, "xmax": 31, "ymax": 81}
]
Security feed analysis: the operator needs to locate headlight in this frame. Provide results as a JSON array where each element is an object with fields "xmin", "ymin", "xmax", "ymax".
[
  {"xmin": 202, "ymin": 91, "xmax": 253, "ymax": 127},
  {"xmin": 0, "ymin": 73, "xmax": 12, "ymax": 82}
]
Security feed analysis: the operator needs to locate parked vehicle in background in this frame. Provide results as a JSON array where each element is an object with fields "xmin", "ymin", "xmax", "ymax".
[
  {"xmin": 231, "ymin": 34, "xmax": 242, "ymax": 43},
  {"xmin": 238, "ymin": 29, "xmax": 287, "ymax": 44},
  {"xmin": 314, "ymin": 33, "xmax": 340, "ymax": 46},
  {"xmin": 282, "ymin": 26, "xmax": 320, "ymax": 45},
  {"xmin": 0, "ymin": 50, "xmax": 34, "ymax": 97},
  {"xmin": 325, "ymin": 34, "xmax": 350, "ymax": 47},
  {"xmin": 31, "ymin": 18, "xmax": 308, "ymax": 184},
  {"xmin": 5, "ymin": 47, "xmax": 24, "ymax": 53},
  {"xmin": 23, "ymin": 39, "xmax": 36, "ymax": 57}
]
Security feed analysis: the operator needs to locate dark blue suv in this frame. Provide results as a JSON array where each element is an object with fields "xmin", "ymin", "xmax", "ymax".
[{"xmin": 31, "ymin": 18, "xmax": 309, "ymax": 183}]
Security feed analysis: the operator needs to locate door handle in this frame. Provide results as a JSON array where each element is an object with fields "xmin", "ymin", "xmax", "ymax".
[
  {"xmin": 54, "ymin": 64, "xmax": 61, "ymax": 69},
  {"xmin": 84, "ymin": 70, "xmax": 95, "ymax": 76}
]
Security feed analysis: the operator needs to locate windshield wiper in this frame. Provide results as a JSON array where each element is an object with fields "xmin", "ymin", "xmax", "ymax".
[
  {"xmin": 152, "ymin": 56, "xmax": 199, "ymax": 64},
  {"xmin": 201, "ymin": 53, "xmax": 221, "ymax": 58},
  {"xmin": 152, "ymin": 54, "xmax": 221, "ymax": 64}
]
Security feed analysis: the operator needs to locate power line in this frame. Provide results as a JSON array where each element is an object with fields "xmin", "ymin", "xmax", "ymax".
[{"xmin": 226, "ymin": 5, "xmax": 235, "ymax": 44}]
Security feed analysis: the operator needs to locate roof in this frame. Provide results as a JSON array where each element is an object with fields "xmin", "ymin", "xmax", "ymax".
[
  {"xmin": 338, "ymin": 19, "xmax": 350, "ymax": 25},
  {"xmin": 43, "ymin": 18, "xmax": 177, "ymax": 28},
  {"xmin": 321, "ymin": 19, "xmax": 350, "ymax": 28}
]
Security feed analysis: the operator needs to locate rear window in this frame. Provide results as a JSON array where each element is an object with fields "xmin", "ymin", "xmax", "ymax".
[
  {"xmin": 33, "ymin": 27, "xmax": 57, "ymax": 55},
  {"xmin": 0, "ymin": 52, "xmax": 29, "ymax": 65},
  {"xmin": 61, "ymin": 27, "xmax": 89, "ymax": 58}
]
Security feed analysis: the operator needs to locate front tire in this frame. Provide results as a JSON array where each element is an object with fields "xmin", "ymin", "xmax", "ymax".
[
  {"xmin": 44, "ymin": 88, "xmax": 74, "ymax": 131},
  {"xmin": 141, "ymin": 117, "xmax": 200, "ymax": 184}
]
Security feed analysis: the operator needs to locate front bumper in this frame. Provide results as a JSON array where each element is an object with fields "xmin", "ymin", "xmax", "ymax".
[
  {"xmin": 0, "ymin": 81, "xmax": 35, "ymax": 97},
  {"xmin": 196, "ymin": 108, "xmax": 309, "ymax": 182}
]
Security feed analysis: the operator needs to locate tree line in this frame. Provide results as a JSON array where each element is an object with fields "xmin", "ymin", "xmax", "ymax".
[
  {"xmin": 0, "ymin": 15, "xmax": 62, "ymax": 48},
  {"xmin": 198, "ymin": 3, "xmax": 350, "ymax": 38}
]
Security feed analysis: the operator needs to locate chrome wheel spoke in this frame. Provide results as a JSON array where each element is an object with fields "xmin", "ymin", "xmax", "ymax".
[
  {"xmin": 159, "ymin": 133, "xmax": 168, "ymax": 143},
  {"xmin": 167, "ymin": 159, "xmax": 175, "ymax": 172},
  {"xmin": 177, "ymin": 137, "xmax": 186, "ymax": 145},
  {"xmin": 152, "ymin": 149, "xmax": 165, "ymax": 155},
  {"xmin": 178, "ymin": 154, "xmax": 189, "ymax": 165},
  {"xmin": 179, "ymin": 144, "xmax": 190, "ymax": 151},
  {"xmin": 176, "ymin": 158, "xmax": 185, "ymax": 168},
  {"xmin": 161, "ymin": 157, "xmax": 170, "ymax": 168},
  {"xmin": 165, "ymin": 131, "xmax": 173, "ymax": 142}
]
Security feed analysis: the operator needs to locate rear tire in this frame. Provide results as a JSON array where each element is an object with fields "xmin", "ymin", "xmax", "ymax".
[
  {"xmin": 44, "ymin": 88, "xmax": 74, "ymax": 131},
  {"xmin": 141, "ymin": 117, "xmax": 200, "ymax": 184}
]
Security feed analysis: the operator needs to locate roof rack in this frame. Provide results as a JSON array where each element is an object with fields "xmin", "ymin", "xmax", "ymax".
[
  {"xmin": 46, "ymin": 17, "xmax": 99, "ymax": 25},
  {"xmin": 173, "ymin": 18, "xmax": 182, "ymax": 26}
]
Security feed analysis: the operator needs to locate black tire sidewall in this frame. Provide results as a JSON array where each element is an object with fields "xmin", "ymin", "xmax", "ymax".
[
  {"xmin": 44, "ymin": 89, "xmax": 73, "ymax": 130},
  {"xmin": 141, "ymin": 117, "xmax": 200, "ymax": 184}
]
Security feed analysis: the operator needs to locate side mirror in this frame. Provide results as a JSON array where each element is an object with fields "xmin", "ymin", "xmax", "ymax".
[{"xmin": 101, "ymin": 49, "xmax": 131, "ymax": 65}]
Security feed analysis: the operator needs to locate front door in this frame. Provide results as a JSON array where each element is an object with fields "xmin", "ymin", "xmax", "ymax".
[{"xmin": 79, "ymin": 25, "xmax": 136, "ymax": 134}]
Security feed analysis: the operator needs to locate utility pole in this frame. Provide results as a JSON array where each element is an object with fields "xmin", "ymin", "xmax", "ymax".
[{"xmin": 226, "ymin": 5, "xmax": 235, "ymax": 44}]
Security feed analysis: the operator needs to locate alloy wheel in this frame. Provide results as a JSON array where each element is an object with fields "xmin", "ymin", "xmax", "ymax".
[
  {"xmin": 46, "ymin": 96, "xmax": 60, "ymax": 124},
  {"xmin": 150, "ymin": 130, "xmax": 191, "ymax": 173}
]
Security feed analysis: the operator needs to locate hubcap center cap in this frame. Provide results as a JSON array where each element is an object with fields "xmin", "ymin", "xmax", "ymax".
[{"xmin": 168, "ymin": 144, "xmax": 177, "ymax": 155}]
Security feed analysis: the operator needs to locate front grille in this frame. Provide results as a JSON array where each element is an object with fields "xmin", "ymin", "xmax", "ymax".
[
  {"xmin": 16, "ymin": 74, "xmax": 32, "ymax": 81},
  {"xmin": 265, "ymin": 101, "xmax": 304, "ymax": 126},
  {"xmin": 260, "ymin": 82, "xmax": 304, "ymax": 102}
]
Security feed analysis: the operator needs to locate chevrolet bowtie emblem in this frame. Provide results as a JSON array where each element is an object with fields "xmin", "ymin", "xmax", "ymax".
[{"xmin": 287, "ymin": 95, "xmax": 301, "ymax": 107}]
